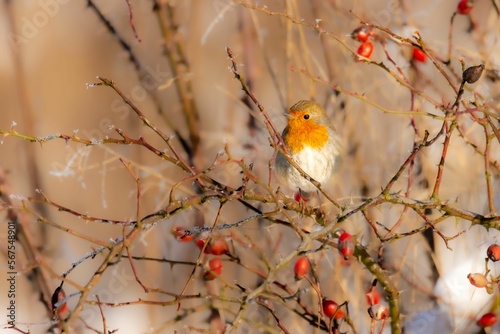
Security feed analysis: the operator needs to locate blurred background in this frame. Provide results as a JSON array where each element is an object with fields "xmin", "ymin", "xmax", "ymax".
[{"xmin": 0, "ymin": 0, "xmax": 499, "ymax": 333}]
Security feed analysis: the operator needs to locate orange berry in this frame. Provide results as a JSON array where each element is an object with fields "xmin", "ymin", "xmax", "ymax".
[
  {"xmin": 294, "ymin": 256, "xmax": 310, "ymax": 279},
  {"xmin": 204, "ymin": 258, "xmax": 223, "ymax": 280},
  {"xmin": 468, "ymin": 273, "xmax": 488, "ymax": 288},
  {"xmin": 210, "ymin": 239, "xmax": 229, "ymax": 256},
  {"xmin": 334, "ymin": 308, "xmax": 345, "ymax": 320}
]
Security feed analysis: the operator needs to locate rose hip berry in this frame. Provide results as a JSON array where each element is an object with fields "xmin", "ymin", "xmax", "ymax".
[
  {"xmin": 357, "ymin": 41, "xmax": 374, "ymax": 59},
  {"xmin": 196, "ymin": 238, "xmax": 211, "ymax": 254},
  {"xmin": 366, "ymin": 286, "xmax": 381, "ymax": 306},
  {"xmin": 457, "ymin": 0, "xmax": 473, "ymax": 15},
  {"xmin": 204, "ymin": 258, "xmax": 223, "ymax": 280},
  {"xmin": 210, "ymin": 239, "xmax": 229, "ymax": 256},
  {"xmin": 467, "ymin": 273, "xmax": 488, "ymax": 288},
  {"xmin": 477, "ymin": 312, "xmax": 497, "ymax": 327},
  {"xmin": 487, "ymin": 244, "xmax": 500, "ymax": 262},
  {"xmin": 338, "ymin": 231, "xmax": 354, "ymax": 259},
  {"xmin": 412, "ymin": 48, "xmax": 427, "ymax": 63},
  {"xmin": 294, "ymin": 256, "xmax": 310, "ymax": 279},
  {"xmin": 322, "ymin": 299, "xmax": 339, "ymax": 318},
  {"xmin": 351, "ymin": 26, "xmax": 374, "ymax": 42}
]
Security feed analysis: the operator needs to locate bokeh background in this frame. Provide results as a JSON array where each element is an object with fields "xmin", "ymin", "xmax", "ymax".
[{"xmin": 0, "ymin": 0, "xmax": 499, "ymax": 333}]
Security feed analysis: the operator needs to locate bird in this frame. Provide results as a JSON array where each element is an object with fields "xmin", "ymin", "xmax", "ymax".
[{"xmin": 275, "ymin": 100, "xmax": 342, "ymax": 201}]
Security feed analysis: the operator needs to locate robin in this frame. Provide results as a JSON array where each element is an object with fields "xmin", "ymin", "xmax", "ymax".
[{"xmin": 275, "ymin": 100, "xmax": 342, "ymax": 200}]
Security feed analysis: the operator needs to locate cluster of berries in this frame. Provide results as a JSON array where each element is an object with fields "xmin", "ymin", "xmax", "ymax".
[
  {"xmin": 350, "ymin": 26, "xmax": 375, "ymax": 60},
  {"xmin": 349, "ymin": 0, "xmax": 475, "ymax": 64},
  {"xmin": 292, "ymin": 232, "xmax": 389, "ymax": 323},
  {"xmin": 172, "ymin": 226, "xmax": 229, "ymax": 280},
  {"xmin": 293, "ymin": 256, "xmax": 346, "ymax": 320},
  {"xmin": 467, "ymin": 244, "xmax": 500, "ymax": 327},
  {"xmin": 350, "ymin": 25, "xmax": 427, "ymax": 63}
]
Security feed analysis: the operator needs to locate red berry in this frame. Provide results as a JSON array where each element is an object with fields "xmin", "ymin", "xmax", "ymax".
[
  {"xmin": 357, "ymin": 41, "xmax": 374, "ymax": 59},
  {"xmin": 204, "ymin": 258, "xmax": 223, "ymax": 280},
  {"xmin": 294, "ymin": 256, "xmax": 310, "ymax": 279},
  {"xmin": 457, "ymin": 0, "xmax": 473, "ymax": 15},
  {"xmin": 210, "ymin": 239, "xmax": 229, "ymax": 256},
  {"xmin": 322, "ymin": 299, "xmax": 339, "ymax": 318},
  {"xmin": 412, "ymin": 48, "xmax": 427, "ymax": 63},
  {"xmin": 172, "ymin": 226, "xmax": 194, "ymax": 242},
  {"xmin": 487, "ymin": 244, "xmax": 500, "ymax": 262},
  {"xmin": 350, "ymin": 26, "xmax": 374, "ymax": 42},
  {"xmin": 366, "ymin": 287, "xmax": 381, "ymax": 306},
  {"xmin": 477, "ymin": 312, "xmax": 497, "ymax": 327},
  {"xmin": 338, "ymin": 231, "xmax": 354, "ymax": 259}
]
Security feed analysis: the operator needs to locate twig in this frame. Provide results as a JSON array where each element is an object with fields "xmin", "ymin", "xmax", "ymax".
[
  {"xmin": 94, "ymin": 77, "xmax": 202, "ymax": 182},
  {"xmin": 125, "ymin": 238, "xmax": 149, "ymax": 293},
  {"xmin": 446, "ymin": 12, "xmax": 457, "ymax": 65},
  {"xmin": 431, "ymin": 121, "xmax": 456, "ymax": 200},
  {"xmin": 64, "ymin": 240, "xmax": 129, "ymax": 330},
  {"xmin": 95, "ymin": 295, "xmax": 107, "ymax": 334},
  {"xmin": 256, "ymin": 299, "xmax": 292, "ymax": 334},
  {"xmin": 124, "ymin": 0, "xmax": 141, "ymax": 42},
  {"xmin": 119, "ymin": 158, "xmax": 142, "ymax": 228},
  {"xmin": 483, "ymin": 124, "xmax": 496, "ymax": 213},
  {"xmin": 492, "ymin": 0, "xmax": 500, "ymax": 15},
  {"xmin": 415, "ymin": 209, "xmax": 465, "ymax": 250},
  {"xmin": 382, "ymin": 131, "xmax": 430, "ymax": 196},
  {"xmin": 87, "ymin": 0, "xmax": 141, "ymax": 71},
  {"xmin": 0, "ymin": 169, "xmax": 52, "ymax": 315},
  {"xmin": 177, "ymin": 201, "xmax": 226, "ymax": 310},
  {"xmin": 226, "ymin": 47, "xmax": 283, "ymax": 147},
  {"xmin": 153, "ymin": 1, "xmax": 201, "ymax": 157}
]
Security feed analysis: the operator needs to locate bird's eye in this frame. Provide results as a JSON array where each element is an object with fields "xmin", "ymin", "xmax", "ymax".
[{"xmin": 303, "ymin": 114, "xmax": 310, "ymax": 120}]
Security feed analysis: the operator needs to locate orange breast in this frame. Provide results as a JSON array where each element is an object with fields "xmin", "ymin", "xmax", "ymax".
[{"xmin": 284, "ymin": 117, "xmax": 329, "ymax": 154}]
